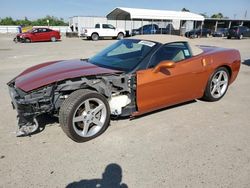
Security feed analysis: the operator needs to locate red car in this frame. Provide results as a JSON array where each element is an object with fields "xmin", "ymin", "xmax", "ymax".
[{"xmin": 14, "ymin": 28, "xmax": 61, "ymax": 43}]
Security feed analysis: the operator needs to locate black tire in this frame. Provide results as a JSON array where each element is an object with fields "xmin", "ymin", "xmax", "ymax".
[
  {"xmin": 25, "ymin": 38, "xmax": 31, "ymax": 43},
  {"xmin": 91, "ymin": 33, "xmax": 99, "ymax": 41},
  {"xmin": 238, "ymin": 34, "xmax": 243, "ymax": 40},
  {"xmin": 51, "ymin": 36, "xmax": 56, "ymax": 42},
  {"xmin": 59, "ymin": 89, "xmax": 110, "ymax": 142},
  {"xmin": 227, "ymin": 36, "xmax": 231, "ymax": 39},
  {"xmin": 117, "ymin": 32, "xmax": 124, "ymax": 40},
  {"xmin": 202, "ymin": 67, "xmax": 230, "ymax": 102}
]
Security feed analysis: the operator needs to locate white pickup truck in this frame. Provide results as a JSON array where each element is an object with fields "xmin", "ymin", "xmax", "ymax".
[{"xmin": 82, "ymin": 23, "xmax": 126, "ymax": 41}]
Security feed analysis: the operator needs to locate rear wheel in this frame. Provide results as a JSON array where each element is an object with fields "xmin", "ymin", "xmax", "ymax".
[
  {"xmin": 227, "ymin": 36, "xmax": 231, "ymax": 39},
  {"xmin": 51, "ymin": 36, "xmax": 56, "ymax": 42},
  {"xmin": 202, "ymin": 67, "xmax": 229, "ymax": 101},
  {"xmin": 59, "ymin": 89, "xmax": 110, "ymax": 142},
  {"xmin": 91, "ymin": 33, "xmax": 99, "ymax": 41},
  {"xmin": 117, "ymin": 32, "xmax": 124, "ymax": 40}
]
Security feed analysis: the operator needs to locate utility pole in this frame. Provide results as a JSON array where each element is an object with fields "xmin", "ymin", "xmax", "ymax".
[{"xmin": 244, "ymin": 10, "xmax": 247, "ymax": 19}]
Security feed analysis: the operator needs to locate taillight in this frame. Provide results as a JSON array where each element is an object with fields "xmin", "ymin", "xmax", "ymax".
[{"xmin": 237, "ymin": 28, "xmax": 239, "ymax": 33}]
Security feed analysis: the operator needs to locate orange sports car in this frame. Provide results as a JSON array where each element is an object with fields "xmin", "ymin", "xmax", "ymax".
[{"xmin": 7, "ymin": 35, "xmax": 241, "ymax": 142}]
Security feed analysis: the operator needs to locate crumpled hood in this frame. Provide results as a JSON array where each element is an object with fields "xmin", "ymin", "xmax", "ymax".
[{"xmin": 14, "ymin": 59, "xmax": 122, "ymax": 92}]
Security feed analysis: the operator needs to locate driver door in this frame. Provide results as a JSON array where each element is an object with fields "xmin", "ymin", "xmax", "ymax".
[
  {"xmin": 102, "ymin": 24, "xmax": 115, "ymax": 37},
  {"xmin": 135, "ymin": 43, "xmax": 208, "ymax": 115}
]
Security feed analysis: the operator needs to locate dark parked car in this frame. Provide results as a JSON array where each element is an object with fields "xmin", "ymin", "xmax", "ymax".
[
  {"xmin": 227, "ymin": 26, "xmax": 250, "ymax": 39},
  {"xmin": 185, "ymin": 28, "xmax": 212, "ymax": 38},
  {"xmin": 132, "ymin": 24, "xmax": 159, "ymax": 35},
  {"xmin": 14, "ymin": 28, "xmax": 61, "ymax": 43},
  {"xmin": 212, "ymin": 28, "xmax": 229, "ymax": 37},
  {"xmin": 132, "ymin": 24, "xmax": 177, "ymax": 35}
]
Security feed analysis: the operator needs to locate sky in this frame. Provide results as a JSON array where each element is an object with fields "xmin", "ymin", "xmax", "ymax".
[{"xmin": 0, "ymin": 0, "xmax": 250, "ymax": 21}]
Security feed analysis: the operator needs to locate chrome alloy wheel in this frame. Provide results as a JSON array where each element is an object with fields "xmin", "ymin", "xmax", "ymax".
[
  {"xmin": 72, "ymin": 98, "xmax": 107, "ymax": 137},
  {"xmin": 210, "ymin": 70, "xmax": 229, "ymax": 99}
]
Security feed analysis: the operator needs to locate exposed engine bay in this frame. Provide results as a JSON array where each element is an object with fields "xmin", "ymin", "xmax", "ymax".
[{"xmin": 8, "ymin": 74, "xmax": 137, "ymax": 136}]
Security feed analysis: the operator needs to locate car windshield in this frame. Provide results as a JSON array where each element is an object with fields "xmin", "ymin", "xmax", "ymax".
[{"xmin": 88, "ymin": 39, "xmax": 156, "ymax": 72}]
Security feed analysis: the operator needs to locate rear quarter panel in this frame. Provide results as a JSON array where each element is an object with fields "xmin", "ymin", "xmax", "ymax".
[{"xmin": 200, "ymin": 46, "xmax": 241, "ymax": 85}]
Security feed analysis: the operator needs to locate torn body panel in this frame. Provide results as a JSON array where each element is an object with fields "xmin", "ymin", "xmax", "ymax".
[{"xmin": 8, "ymin": 74, "xmax": 136, "ymax": 136}]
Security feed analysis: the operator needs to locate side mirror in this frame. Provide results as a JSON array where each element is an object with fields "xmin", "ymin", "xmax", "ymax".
[{"xmin": 153, "ymin": 60, "xmax": 175, "ymax": 73}]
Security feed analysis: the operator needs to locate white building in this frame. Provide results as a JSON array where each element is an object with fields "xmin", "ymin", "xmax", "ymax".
[{"xmin": 69, "ymin": 7, "xmax": 205, "ymax": 36}]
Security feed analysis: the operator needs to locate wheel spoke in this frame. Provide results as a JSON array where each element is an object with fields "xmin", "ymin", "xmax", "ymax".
[
  {"xmin": 212, "ymin": 78, "xmax": 217, "ymax": 84},
  {"xmin": 73, "ymin": 116, "xmax": 85, "ymax": 123},
  {"xmin": 92, "ymin": 104, "xmax": 104, "ymax": 115},
  {"xmin": 82, "ymin": 122, "xmax": 90, "ymax": 136},
  {"xmin": 211, "ymin": 85, "xmax": 217, "ymax": 95},
  {"xmin": 217, "ymin": 72, "xmax": 223, "ymax": 81},
  {"xmin": 92, "ymin": 118, "xmax": 102, "ymax": 127},
  {"xmin": 219, "ymin": 80, "xmax": 227, "ymax": 86},
  {"xmin": 216, "ymin": 87, "xmax": 222, "ymax": 96},
  {"xmin": 84, "ymin": 100, "xmax": 91, "ymax": 112}
]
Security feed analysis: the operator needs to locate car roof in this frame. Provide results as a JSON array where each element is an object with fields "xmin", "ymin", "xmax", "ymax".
[{"xmin": 130, "ymin": 34, "xmax": 203, "ymax": 56}]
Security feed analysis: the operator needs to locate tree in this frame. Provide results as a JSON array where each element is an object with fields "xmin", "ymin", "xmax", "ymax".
[
  {"xmin": 15, "ymin": 17, "xmax": 32, "ymax": 26},
  {"xmin": 0, "ymin": 17, "xmax": 16, "ymax": 25},
  {"xmin": 32, "ymin": 16, "xmax": 68, "ymax": 26},
  {"xmin": 200, "ymin": 13, "xmax": 209, "ymax": 18},
  {"xmin": 181, "ymin": 8, "xmax": 190, "ymax": 12},
  {"xmin": 0, "ymin": 16, "xmax": 68, "ymax": 26},
  {"xmin": 211, "ymin": 13, "xmax": 224, "ymax": 19}
]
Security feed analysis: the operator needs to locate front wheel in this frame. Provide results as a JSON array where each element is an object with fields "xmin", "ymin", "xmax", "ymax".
[
  {"xmin": 202, "ymin": 67, "xmax": 229, "ymax": 101},
  {"xmin": 59, "ymin": 89, "xmax": 110, "ymax": 142},
  {"xmin": 24, "ymin": 38, "xmax": 31, "ymax": 43}
]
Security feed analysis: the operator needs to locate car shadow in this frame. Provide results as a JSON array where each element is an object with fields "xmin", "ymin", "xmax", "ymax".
[
  {"xmin": 242, "ymin": 59, "xmax": 250, "ymax": 66},
  {"xmin": 82, "ymin": 38, "xmax": 120, "ymax": 41},
  {"xmin": 18, "ymin": 40, "xmax": 62, "ymax": 44},
  {"xmin": 66, "ymin": 163, "xmax": 128, "ymax": 188}
]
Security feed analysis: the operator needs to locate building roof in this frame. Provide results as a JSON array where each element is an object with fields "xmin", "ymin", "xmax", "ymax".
[
  {"xmin": 129, "ymin": 35, "xmax": 203, "ymax": 56},
  {"xmin": 107, "ymin": 7, "xmax": 205, "ymax": 21}
]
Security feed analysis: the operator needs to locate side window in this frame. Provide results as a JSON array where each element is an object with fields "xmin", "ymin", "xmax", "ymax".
[
  {"xmin": 148, "ymin": 42, "xmax": 192, "ymax": 68},
  {"xmin": 102, "ymin": 24, "xmax": 108, "ymax": 29},
  {"xmin": 102, "ymin": 24, "xmax": 114, "ymax": 29},
  {"xmin": 95, "ymin": 24, "xmax": 100, "ymax": 28},
  {"xmin": 37, "ymin": 28, "xmax": 43, "ymax": 33},
  {"xmin": 107, "ymin": 24, "xmax": 115, "ymax": 29}
]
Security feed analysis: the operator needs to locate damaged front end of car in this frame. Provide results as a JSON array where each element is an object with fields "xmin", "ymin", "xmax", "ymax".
[
  {"xmin": 7, "ymin": 73, "xmax": 137, "ymax": 137},
  {"xmin": 7, "ymin": 80, "xmax": 56, "ymax": 136}
]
